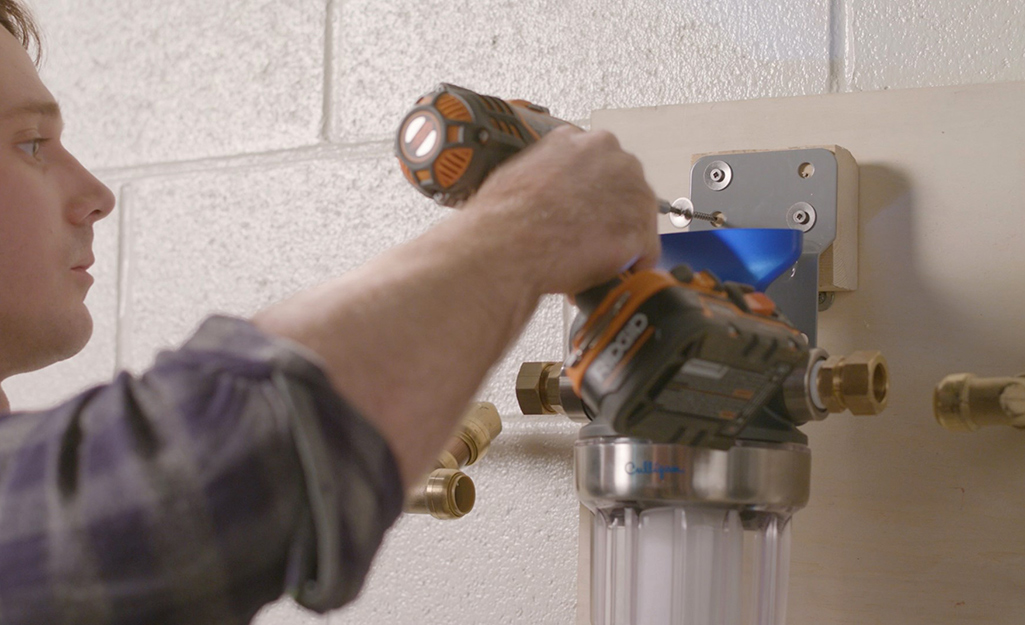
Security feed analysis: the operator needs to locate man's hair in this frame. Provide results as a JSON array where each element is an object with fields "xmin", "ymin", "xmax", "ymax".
[{"xmin": 0, "ymin": 0, "xmax": 41, "ymax": 63}]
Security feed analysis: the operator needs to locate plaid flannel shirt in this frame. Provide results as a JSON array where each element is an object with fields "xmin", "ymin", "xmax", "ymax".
[{"xmin": 0, "ymin": 316, "xmax": 403, "ymax": 624}]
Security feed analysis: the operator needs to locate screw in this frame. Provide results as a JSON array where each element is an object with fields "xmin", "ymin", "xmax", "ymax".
[
  {"xmin": 818, "ymin": 291, "xmax": 835, "ymax": 311},
  {"xmin": 787, "ymin": 202, "xmax": 816, "ymax": 231},
  {"xmin": 704, "ymin": 160, "xmax": 732, "ymax": 191},
  {"xmin": 663, "ymin": 199, "xmax": 726, "ymax": 228},
  {"xmin": 687, "ymin": 208, "xmax": 726, "ymax": 227},
  {"xmin": 477, "ymin": 129, "xmax": 490, "ymax": 144}
]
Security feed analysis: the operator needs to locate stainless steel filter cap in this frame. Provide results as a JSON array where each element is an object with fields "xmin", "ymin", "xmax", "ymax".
[{"xmin": 575, "ymin": 438, "xmax": 811, "ymax": 514}]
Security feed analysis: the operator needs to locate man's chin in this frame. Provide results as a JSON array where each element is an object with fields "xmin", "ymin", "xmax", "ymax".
[
  {"xmin": 21, "ymin": 308, "xmax": 94, "ymax": 374},
  {"xmin": 57, "ymin": 308, "xmax": 94, "ymax": 361}
]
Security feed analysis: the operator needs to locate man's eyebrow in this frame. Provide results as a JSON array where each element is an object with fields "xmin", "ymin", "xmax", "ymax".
[{"xmin": 0, "ymin": 100, "xmax": 63, "ymax": 120}]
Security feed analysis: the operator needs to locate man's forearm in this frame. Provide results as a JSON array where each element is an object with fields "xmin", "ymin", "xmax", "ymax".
[
  {"xmin": 253, "ymin": 126, "xmax": 661, "ymax": 490},
  {"xmin": 252, "ymin": 206, "xmax": 542, "ymax": 488}
]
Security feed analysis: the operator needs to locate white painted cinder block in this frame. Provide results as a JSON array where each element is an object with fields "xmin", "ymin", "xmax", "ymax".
[
  {"xmin": 331, "ymin": 0, "xmax": 832, "ymax": 142},
  {"xmin": 845, "ymin": 0, "xmax": 1025, "ymax": 91},
  {"xmin": 4, "ymin": 184, "xmax": 120, "ymax": 411},
  {"xmin": 29, "ymin": 0, "xmax": 326, "ymax": 169},
  {"xmin": 117, "ymin": 150, "xmax": 444, "ymax": 371}
]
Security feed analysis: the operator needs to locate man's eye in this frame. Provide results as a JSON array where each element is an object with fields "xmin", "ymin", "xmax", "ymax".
[{"xmin": 17, "ymin": 139, "xmax": 46, "ymax": 158}]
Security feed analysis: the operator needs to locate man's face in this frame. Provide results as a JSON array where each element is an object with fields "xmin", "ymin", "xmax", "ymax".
[{"xmin": 0, "ymin": 29, "xmax": 115, "ymax": 378}]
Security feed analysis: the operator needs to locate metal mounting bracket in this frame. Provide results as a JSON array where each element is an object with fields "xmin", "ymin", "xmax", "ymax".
[{"xmin": 687, "ymin": 148, "xmax": 847, "ymax": 346}]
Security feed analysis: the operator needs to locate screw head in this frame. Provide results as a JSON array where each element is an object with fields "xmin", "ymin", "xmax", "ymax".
[
  {"xmin": 703, "ymin": 160, "xmax": 732, "ymax": 191},
  {"xmin": 818, "ymin": 291, "xmax": 836, "ymax": 311},
  {"xmin": 669, "ymin": 197, "xmax": 694, "ymax": 228},
  {"xmin": 787, "ymin": 202, "xmax": 817, "ymax": 232}
]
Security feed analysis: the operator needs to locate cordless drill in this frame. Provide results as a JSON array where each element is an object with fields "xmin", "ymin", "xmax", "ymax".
[{"xmin": 396, "ymin": 84, "xmax": 888, "ymax": 448}]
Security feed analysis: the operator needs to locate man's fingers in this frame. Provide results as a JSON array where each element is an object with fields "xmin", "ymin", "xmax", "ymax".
[
  {"xmin": 632, "ymin": 236, "xmax": 663, "ymax": 273},
  {"xmin": 586, "ymin": 129, "xmax": 622, "ymax": 151}
]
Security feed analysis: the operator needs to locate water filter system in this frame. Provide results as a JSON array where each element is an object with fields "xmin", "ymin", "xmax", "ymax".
[{"xmin": 518, "ymin": 147, "xmax": 889, "ymax": 625}]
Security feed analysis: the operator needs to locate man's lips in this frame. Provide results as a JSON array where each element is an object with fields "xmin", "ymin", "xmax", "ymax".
[
  {"xmin": 71, "ymin": 256, "xmax": 95, "ymax": 287},
  {"xmin": 72, "ymin": 256, "xmax": 95, "ymax": 271}
]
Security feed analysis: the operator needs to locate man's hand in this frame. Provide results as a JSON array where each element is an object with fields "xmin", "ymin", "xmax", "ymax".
[
  {"xmin": 254, "ymin": 126, "xmax": 660, "ymax": 488},
  {"xmin": 464, "ymin": 125, "xmax": 661, "ymax": 297}
]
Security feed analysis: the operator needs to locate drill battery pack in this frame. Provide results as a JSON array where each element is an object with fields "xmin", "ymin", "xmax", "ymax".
[{"xmin": 566, "ymin": 266, "xmax": 809, "ymax": 449}]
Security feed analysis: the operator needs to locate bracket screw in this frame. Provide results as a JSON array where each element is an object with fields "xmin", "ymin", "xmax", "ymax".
[
  {"xmin": 818, "ymin": 291, "xmax": 835, "ymax": 311},
  {"xmin": 787, "ymin": 201, "xmax": 817, "ymax": 232},
  {"xmin": 703, "ymin": 160, "xmax": 733, "ymax": 191}
]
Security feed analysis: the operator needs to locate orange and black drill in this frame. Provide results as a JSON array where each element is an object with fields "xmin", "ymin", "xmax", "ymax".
[{"xmin": 395, "ymin": 84, "xmax": 887, "ymax": 448}]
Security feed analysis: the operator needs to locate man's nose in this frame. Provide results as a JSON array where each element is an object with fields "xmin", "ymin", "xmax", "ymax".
[{"xmin": 66, "ymin": 154, "xmax": 116, "ymax": 225}]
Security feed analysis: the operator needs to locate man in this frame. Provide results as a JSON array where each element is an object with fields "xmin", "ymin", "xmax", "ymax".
[{"xmin": 0, "ymin": 1, "xmax": 660, "ymax": 623}]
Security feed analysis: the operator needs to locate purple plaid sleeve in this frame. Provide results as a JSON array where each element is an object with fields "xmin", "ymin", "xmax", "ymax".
[{"xmin": 0, "ymin": 316, "xmax": 404, "ymax": 624}]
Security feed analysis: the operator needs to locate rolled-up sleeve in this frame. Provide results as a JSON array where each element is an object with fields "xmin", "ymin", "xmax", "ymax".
[{"xmin": 0, "ymin": 316, "xmax": 404, "ymax": 625}]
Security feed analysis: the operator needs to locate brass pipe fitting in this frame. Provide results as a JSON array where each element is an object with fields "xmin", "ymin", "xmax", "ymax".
[
  {"xmin": 404, "ymin": 469, "xmax": 476, "ymax": 519},
  {"xmin": 516, "ymin": 361, "xmax": 588, "ymax": 422},
  {"xmin": 934, "ymin": 373, "xmax": 1025, "ymax": 432},
  {"xmin": 437, "ymin": 401, "xmax": 503, "ymax": 469},
  {"xmin": 516, "ymin": 361, "xmax": 561, "ymax": 415},
  {"xmin": 404, "ymin": 402, "xmax": 502, "ymax": 519},
  {"xmin": 815, "ymin": 351, "xmax": 890, "ymax": 415}
]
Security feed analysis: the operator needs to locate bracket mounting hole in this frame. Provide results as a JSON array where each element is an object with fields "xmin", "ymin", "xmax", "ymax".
[{"xmin": 798, "ymin": 162, "xmax": 815, "ymax": 179}]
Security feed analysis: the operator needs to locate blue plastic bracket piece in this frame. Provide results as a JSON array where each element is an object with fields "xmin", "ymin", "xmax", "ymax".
[{"xmin": 658, "ymin": 229, "xmax": 802, "ymax": 293}]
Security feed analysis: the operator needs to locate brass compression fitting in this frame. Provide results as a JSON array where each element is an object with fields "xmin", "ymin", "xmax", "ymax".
[
  {"xmin": 516, "ymin": 361, "xmax": 588, "ymax": 421},
  {"xmin": 783, "ymin": 349, "xmax": 889, "ymax": 424},
  {"xmin": 518, "ymin": 349, "xmax": 890, "ymax": 426},
  {"xmin": 814, "ymin": 350, "xmax": 890, "ymax": 416},
  {"xmin": 404, "ymin": 402, "xmax": 503, "ymax": 519},
  {"xmin": 934, "ymin": 373, "xmax": 1025, "ymax": 432}
]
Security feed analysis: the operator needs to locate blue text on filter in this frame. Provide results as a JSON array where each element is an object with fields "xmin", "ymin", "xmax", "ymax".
[{"xmin": 625, "ymin": 461, "xmax": 685, "ymax": 481}]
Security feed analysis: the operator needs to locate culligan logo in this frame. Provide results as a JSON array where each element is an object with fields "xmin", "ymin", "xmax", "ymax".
[{"xmin": 625, "ymin": 461, "xmax": 685, "ymax": 481}]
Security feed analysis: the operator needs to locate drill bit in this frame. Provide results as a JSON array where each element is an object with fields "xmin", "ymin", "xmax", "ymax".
[{"xmin": 658, "ymin": 199, "xmax": 726, "ymax": 227}]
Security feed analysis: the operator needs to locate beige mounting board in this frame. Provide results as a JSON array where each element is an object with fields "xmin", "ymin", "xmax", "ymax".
[{"xmin": 581, "ymin": 82, "xmax": 1025, "ymax": 625}]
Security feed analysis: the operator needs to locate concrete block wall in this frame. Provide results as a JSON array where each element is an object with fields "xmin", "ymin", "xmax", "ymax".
[{"xmin": 6, "ymin": 0, "xmax": 1024, "ymax": 623}]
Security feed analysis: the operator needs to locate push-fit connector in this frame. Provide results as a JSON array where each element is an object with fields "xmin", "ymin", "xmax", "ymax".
[
  {"xmin": 404, "ymin": 402, "xmax": 502, "ymax": 519},
  {"xmin": 935, "ymin": 373, "xmax": 1025, "ymax": 432}
]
